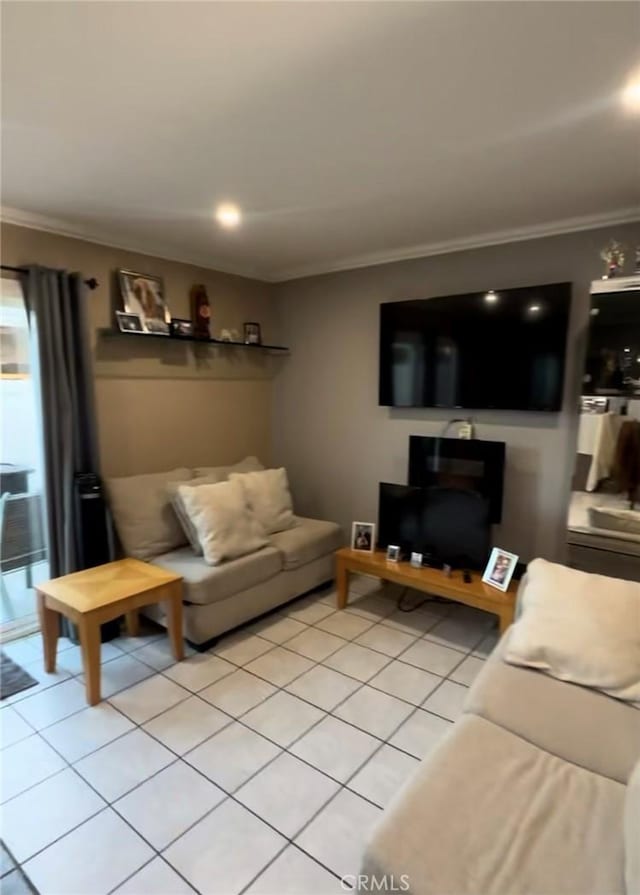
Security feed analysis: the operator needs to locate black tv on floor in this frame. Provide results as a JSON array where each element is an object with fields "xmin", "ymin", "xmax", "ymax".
[
  {"xmin": 378, "ymin": 483, "xmax": 490, "ymax": 571},
  {"xmin": 379, "ymin": 282, "xmax": 571, "ymax": 410},
  {"xmin": 408, "ymin": 435, "xmax": 505, "ymax": 524}
]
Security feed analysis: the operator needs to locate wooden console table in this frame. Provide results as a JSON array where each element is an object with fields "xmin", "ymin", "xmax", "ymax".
[{"xmin": 335, "ymin": 548, "xmax": 517, "ymax": 633}]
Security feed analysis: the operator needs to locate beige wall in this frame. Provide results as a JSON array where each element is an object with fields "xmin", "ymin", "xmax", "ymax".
[
  {"xmin": 272, "ymin": 222, "xmax": 640, "ymax": 563},
  {"xmin": 1, "ymin": 223, "xmax": 275, "ymax": 477}
]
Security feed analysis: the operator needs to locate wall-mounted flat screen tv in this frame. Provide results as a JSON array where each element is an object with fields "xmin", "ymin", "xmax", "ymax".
[{"xmin": 379, "ymin": 282, "xmax": 571, "ymax": 411}]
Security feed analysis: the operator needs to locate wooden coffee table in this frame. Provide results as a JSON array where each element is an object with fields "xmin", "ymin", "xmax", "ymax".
[
  {"xmin": 335, "ymin": 548, "xmax": 517, "ymax": 633},
  {"xmin": 36, "ymin": 558, "xmax": 184, "ymax": 705}
]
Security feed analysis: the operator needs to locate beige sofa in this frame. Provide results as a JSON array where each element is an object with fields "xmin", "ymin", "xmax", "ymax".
[
  {"xmin": 362, "ymin": 630, "xmax": 640, "ymax": 894},
  {"xmin": 106, "ymin": 461, "xmax": 342, "ymax": 646}
]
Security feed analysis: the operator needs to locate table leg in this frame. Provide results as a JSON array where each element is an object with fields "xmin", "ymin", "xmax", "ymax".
[
  {"xmin": 336, "ymin": 556, "xmax": 350, "ymax": 610},
  {"xmin": 125, "ymin": 610, "xmax": 140, "ymax": 637},
  {"xmin": 37, "ymin": 590, "xmax": 59, "ymax": 673},
  {"xmin": 78, "ymin": 617, "xmax": 101, "ymax": 706},
  {"xmin": 165, "ymin": 582, "xmax": 184, "ymax": 661}
]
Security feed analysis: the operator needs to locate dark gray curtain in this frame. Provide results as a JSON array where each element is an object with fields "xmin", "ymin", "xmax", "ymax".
[{"xmin": 24, "ymin": 266, "xmax": 101, "ymax": 578}]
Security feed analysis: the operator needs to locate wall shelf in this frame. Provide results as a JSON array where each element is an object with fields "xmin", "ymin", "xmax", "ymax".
[{"xmin": 98, "ymin": 327, "xmax": 289, "ymax": 354}]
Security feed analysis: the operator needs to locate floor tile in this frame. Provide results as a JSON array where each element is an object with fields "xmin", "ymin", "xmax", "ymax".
[
  {"xmin": 75, "ymin": 729, "xmax": 174, "ymax": 801},
  {"xmin": 185, "ymin": 721, "xmax": 281, "ymax": 792},
  {"xmin": 109, "ymin": 674, "xmax": 189, "ymax": 724},
  {"xmin": 1, "ymin": 706, "xmax": 34, "ymax": 749},
  {"xmin": 242, "ymin": 691, "xmax": 324, "ymax": 747},
  {"xmin": 348, "ymin": 744, "xmax": 419, "ymax": 808},
  {"xmin": 113, "ymin": 857, "xmax": 195, "ymax": 895},
  {"xmin": 13, "ymin": 678, "xmax": 87, "ymax": 731},
  {"xmin": 425, "ymin": 615, "xmax": 491, "ymax": 652},
  {"xmin": 250, "ymin": 615, "xmax": 308, "ymax": 644},
  {"xmin": 400, "ymin": 638, "xmax": 466, "ymax": 676},
  {"xmin": 473, "ymin": 629, "xmax": 500, "ymax": 658},
  {"xmin": 282, "ymin": 628, "xmax": 346, "ymax": 663},
  {"xmin": 354, "ymin": 623, "xmax": 417, "ymax": 658},
  {"xmin": 56, "ymin": 642, "xmax": 123, "ymax": 676},
  {"xmin": 24, "ymin": 808, "xmax": 154, "ymax": 895},
  {"xmin": 381, "ymin": 606, "xmax": 443, "ymax": 636},
  {"xmin": 368, "ymin": 659, "xmax": 441, "ymax": 706},
  {"xmin": 295, "ymin": 788, "xmax": 381, "ymax": 880},
  {"xmin": 163, "ymin": 653, "xmax": 235, "ymax": 692},
  {"xmin": 1, "ymin": 869, "xmax": 35, "ymax": 895},
  {"xmin": 236, "ymin": 752, "xmax": 340, "ymax": 838},
  {"xmin": 422, "ymin": 680, "xmax": 468, "ymax": 721},
  {"xmin": 114, "ymin": 761, "xmax": 225, "ymax": 850},
  {"xmin": 333, "ymin": 686, "xmax": 413, "ymax": 740},
  {"xmin": 349, "ymin": 574, "xmax": 386, "ymax": 597},
  {"xmin": 285, "ymin": 598, "xmax": 336, "ymax": 626},
  {"xmin": 133, "ymin": 638, "xmax": 192, "ymax": 671},
  {"xmin": 323, "ymin": 643, "xmax": 391, "ymax": 682},
  {"xmin": 1, "ymin": 734, "xmax": 66, "ymax": 803},
  {"xmin": 1, "ymin": 638, "xmax": 41, "ymax": 666},
  {"xmin": 143, "ymin": 695, "xmax": 231, "ymax": 755},
  {"xmin": 199, "ymin": 669, "xmax": 277, "ymax": 717},
  {"xmin": 389, "ymin": 709, "xmax": 453, "ymax": 759},
  {"xmin": 164, "ymin": 798, "xmax": 286, "ymax": 895},
  {"xmin": 449, "ymin": 654, "xmax": 485, "ymax": 686},
  {"xmin": 290, "ymin": 716, "xmax": 379, "ymax": 783},
  {"xmin": 6, "ymin": 662, "xmax": 71, "ymax": 704},
  {"xmin": 111, "ymin": 628, "xmax": 164, "ymax": 653},
  {"xmin": 245, "ymin": 647, "xmax": 314, "ymax": 687},
  {"xmin": 213, "ymin": 633, "xmax": 275, "ymax": 666},
  {"xmin": 314, "ymin": 612, "xmax": 375, "ymax": 641},
  {"xmin": 285, "ymin": 665, "xmax": 361, "ymax": 712},
  {"xmin": 2, "ymin": 768, "xmax": 105, "ymax": 862},
  {"xmin": 87, "ymin": 653, "xmax": 155, "ymax": 699},
  {"xmin": 245, "ymin": 844, "xmax": 341, "ymax": 894},
  {"xmin": 345, "ymin": 592, "xmax": 395, "ymax": 621},
  {"xmin": 40, "ymin": 702, "xmax": 135, "ymax": 763},
  {"xmin": 1, "ymin": 842, "xmax": 16, "ymax": 875}
]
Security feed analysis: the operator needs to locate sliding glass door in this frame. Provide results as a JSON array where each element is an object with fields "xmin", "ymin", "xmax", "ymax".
[{"xmin": 0, "ymin": 275, "xmax": 48, "ymax": 640}]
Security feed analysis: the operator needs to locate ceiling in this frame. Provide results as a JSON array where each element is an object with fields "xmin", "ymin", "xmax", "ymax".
[{"xmin": 2, "ymin": 2, "xmax": 639, "ymax": 282}]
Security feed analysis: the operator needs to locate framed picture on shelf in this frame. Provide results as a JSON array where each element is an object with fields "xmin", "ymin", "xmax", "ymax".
[
  {"xmin": 482, "ymin": 547, "xmax": 518, "ymax": 592},
  {"xmin": 115, "ymin": 311, "xmax": 144, "ymax": 333},
  {"xmin": 118, "ymin": 269, "xmax": 171, "ymax": 335},
  {"xmin": 351, "ymin": 521, "xmax": 375, "ymax": 553},
  {"xmin": 170, "ymin": 318, "xmax": 194, "ymax": 338},
  {"xmin": 244, "ymin": 322, "xmax": 262, "ymax": 345},
  {"xmin": 386, "ymin": 544, "xmax": 401, "ymax": 562}
]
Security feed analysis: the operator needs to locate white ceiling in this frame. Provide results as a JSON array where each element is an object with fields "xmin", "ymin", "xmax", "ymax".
[{"xmin": 2, "ymin": 2, "xmax": 639, "ymax": 282}]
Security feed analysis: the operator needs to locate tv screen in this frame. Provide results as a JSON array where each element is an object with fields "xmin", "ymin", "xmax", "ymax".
[{"xmin": 379, "ymin": 283, "xmax": 571, "ymax": 410}]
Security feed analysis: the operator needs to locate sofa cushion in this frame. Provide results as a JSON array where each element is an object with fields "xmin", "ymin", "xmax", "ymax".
[
  {"xmin": 176, "ymin": 480, "xmax": 268, "ymax": 565},
  {"xmin": 268, "ymin": 516, "xmax": 342, "ymax": 570},
  {"xmin": 194, "ymin": 456, "xmax": 263, "ymax": 479},
  {"xmin": 151, "ymin": 546, "xmax": 282, "ymax": 606},
  {"xmin": 505, "ymin": 558, "xmax": 640, "ymax": 702},
  {"xmin": 363, "ymin": 714, "xmax": 626, "ymax": 895},
  {"xmin": 465, "ymin": 632, "xmax": 640, "ymax": 784},
  {"xmin": 230, "ymin": 468, "xmax": 295, "ymax": 535},
  {"xmin": 626, "ymin": 758, "xmax": 640, "ymax": 894},
  {"xmin": 106, "ymin": 468, "xmax": 192, "ymax": 559}
]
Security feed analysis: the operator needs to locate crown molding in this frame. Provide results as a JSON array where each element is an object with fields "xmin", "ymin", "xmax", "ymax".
[
  {"xmin": 0, "ymin": 206, "xmax": 266, "ymax": 283},
  {"xmin": 272, "ymin": 207, "xmax": 640, "ymax": 282},
  {"xmin": 3, "ymin": 204, "xmax": 638, "ymax": 285}
]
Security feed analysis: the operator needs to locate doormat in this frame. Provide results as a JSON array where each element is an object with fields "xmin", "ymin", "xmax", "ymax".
[{"xmin": 0, "ymin": 651, "xmax": 38, "ymax": 700}]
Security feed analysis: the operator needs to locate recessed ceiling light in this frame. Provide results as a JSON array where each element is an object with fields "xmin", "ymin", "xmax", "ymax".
[
  {"xmin": 528, "ymin": 304, "xmax": 541, "ymax": 313},
  {"xmin": 622, "ymin": 74, "xmax": 640, "ymax": 112},
  {"xmin": 484, "ymin": 290, "xmax": 498, "ymax": 304},
  {"xmin": 215, "ymin": 203, "xmax": 241, "ymax": 228}
]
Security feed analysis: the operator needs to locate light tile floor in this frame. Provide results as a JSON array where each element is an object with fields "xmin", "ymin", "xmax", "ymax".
[{"xmin": 0, "ymin": 575, "xmax": 497, "ymax": 895}]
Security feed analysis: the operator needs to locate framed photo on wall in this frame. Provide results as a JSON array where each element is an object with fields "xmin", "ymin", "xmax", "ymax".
[
  {"xmin": 118, "ymin": 269, "xmax": 171, "ymax": 335},
  {"xmin": 482, "ymin": 547, "xmax": 518, "ymax": 592}
]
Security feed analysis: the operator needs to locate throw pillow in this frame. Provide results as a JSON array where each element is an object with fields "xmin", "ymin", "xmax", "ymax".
[
  {"xmin": 176, "ymin": 479, "xmax": 268, "ymax": 565},
  {"xmin": 106, "ymin": 468, "xmax": 192, "ymax": 559},
  {"xmin": 168, "ymin": 472, "xmax": 229, "ymax": 554},
  {"xmin": 504, "ymin": 558, "xmax": 640, "ymax": 702},
  {"xmin": 194, "ymin": 455, "xmax": 264, "ymax": 479},
  {"xmin": 229, "ymin": 467, "xmax": 295, "ymax": 535}
]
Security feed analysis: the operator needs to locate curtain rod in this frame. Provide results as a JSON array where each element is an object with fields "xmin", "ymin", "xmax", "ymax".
[{"xmin": 1, "ymin": 264, "xmax": 99, "ymax": 291}]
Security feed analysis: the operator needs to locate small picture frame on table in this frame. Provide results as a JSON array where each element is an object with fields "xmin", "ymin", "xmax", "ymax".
[
  {"xmin": 115, "ymin": 311, "xmax": 144, "ymax": 333},
  {"xmin": 170, "ymin": 318, "xmax": 194, "ymax": 338},
  {"xmin": 244, "ymin": 322, "xmax": 262, "ymax": 345},
  {"xmin": 386, "ymin": 544, "xmax": 401, "ymax": 562},
  {"xmin": 482, "ymin": 547, "xmax": 518, "ymax": 592},
  {"xmin": 351, "ymin": 522, "xmax": 375, "ymax": 553}
]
